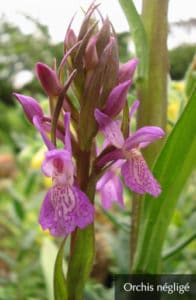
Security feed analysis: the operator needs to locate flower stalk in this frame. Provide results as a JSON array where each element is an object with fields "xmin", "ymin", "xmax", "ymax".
[{"xmin": 119, "ymin": 0, "xmax": 169, "ymax": 271}]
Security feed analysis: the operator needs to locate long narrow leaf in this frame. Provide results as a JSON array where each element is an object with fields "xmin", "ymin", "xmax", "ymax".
[
  {"xmin": 54, "ymin": 238, "xmax": 68, "ymax": 300},
  {"xmin": 67, "ymin": 225, "xmax": 94, "ymax": 300},
  {"xmin": 40, "ymin": 238, "xmax": 59, "ymax": 300},
  {"xmin": 133, "ymin": 88, "xmax": 196, "ymax": 273}
]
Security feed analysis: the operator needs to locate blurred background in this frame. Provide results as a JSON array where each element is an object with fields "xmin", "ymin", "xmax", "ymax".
[{"xmin": 0, "ymin": 1, "xmax": 195, "ymax": 299}]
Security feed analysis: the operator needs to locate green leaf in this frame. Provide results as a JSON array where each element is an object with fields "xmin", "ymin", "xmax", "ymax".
[
  {"xmin": 162, "ymin": 232, "xmax": 196, "ymax": 260},
  {"xmin": 13, "ymin": 199, "xmax": 25, "ymax": 220},
  {"xmin": 118, "ymin": 0, "xmax": 148, "ymax": 79},
  {"xmin": 67, "ymin": 225, "xmax": 94, "ymax": 300},
  {"xmin": 133, "ymin": 88, "xmax": 196, "ymax": 273},
  {"xmin": 54, "ymin": 238, "xmax": 68, "ymax": 300},
  {"xmin": 40, "ymin": 238, "xmax": 59, "ymax": 300},
  {"xmin": 40, "ymin": 237, "xmax": 67, "ymax": 300}
]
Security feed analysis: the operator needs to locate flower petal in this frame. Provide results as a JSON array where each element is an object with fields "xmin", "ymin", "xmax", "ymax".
[
  {"xmin": 39, "ymin": 189, "xmax": 55, "ymax": 231},
  {"xmin": 96, "ymin": 169, "xmax": 114, "ymax": 190},
  {"xmin": 124, "ymin": 126, "xmax": 165, "ymax": 151},
  {"xmin": 33, "ymin": 116, "xmax": 55, "ymax": 150},
  {"xmin": 74, "ymin": 187, "xmax": 94, "ymax": 229},
  {"xmin": 104, "ymin": 80, "xmax": 132, "ymax": 117},
  {"xmin": 96, "ymin": 160, "xmax": 124, "ymax": 185},
  {"xmin": 42, "ymin": 149, "xmax": 74, "ymax": 185},
  {"xmin": 98, "ymin": 170, "xmax": 124, "ymax": 210},
  {"xmin": 40, "ymin": 185, "xmax": 78, "ymax": 237},
  {"xmin": 119, "ymin": 58, "xmax": 139, "ymax": 83},
  {"xmin": 13, "ymin": 93, "xmax": 43, "ymax": 123},
  {"xmin": 97, "ymin": 149, "xmax": 124, "ymax": 167},
  {"xmin": 121, "ymin": 157, "xmax": 161, "ymax": 197},
  {"xmin": 94, "ymin": 109, "xmax": 124, "ymax": 148},
  {"xmin": 42, "ymin": 121, "xmax": 65, "ymax": 143},
  {"xmin": 51, "ymin": 185, "xmax": 78, "ymax": 236},
  {"xmin": 129, "ymin": 100, "xmax": 140, "ymax": 124}
]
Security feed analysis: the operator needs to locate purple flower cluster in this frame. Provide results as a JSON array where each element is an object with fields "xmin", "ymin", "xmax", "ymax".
[{"xmin": 13, "ymin": 4, "xmax": 164, "ymax": 237}]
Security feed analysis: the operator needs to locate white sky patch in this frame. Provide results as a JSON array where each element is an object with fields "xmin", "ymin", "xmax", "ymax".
[
  {"xmin": 0, "ymin": 0, "xmax": 195, "ymax": 47},
  {"xmin": 13, "ymin": 70, "xmax": 33, "ymax": 89}
]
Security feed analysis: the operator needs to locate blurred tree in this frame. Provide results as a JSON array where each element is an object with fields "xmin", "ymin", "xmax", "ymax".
[
  {"xmin": 185, "ymin": 54, "xmax": 196, "ymax": 98},
  {"xmin": 169, "ymin": 44, "xmax": 196, "ymax": 80}
]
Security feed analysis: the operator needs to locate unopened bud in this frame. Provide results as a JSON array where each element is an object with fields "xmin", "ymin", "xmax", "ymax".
[
  {"xmin": 99, "ymin": 37, "xmax": 119, "ymax": 106},
  {"xmin": 85, "ymin": 36, "xmax": 98, "ymax": 70},
  {"xmin": 119, "ymin": 58, "xmax": 139, "ymax": 83},
  {"xmin": 35, "ymin": 62, "xmax": 63, "ymax": 97},
  {"xmin": 64, "ymin": 29, "xmax": 77, "ymax": 51},
  {"xmin": 104, "ymin": 80, "xmax": 132, "ymax": 117},
  {"xmin": 96, "ymin": 18, "xmax": 111, "ymax": 57}
]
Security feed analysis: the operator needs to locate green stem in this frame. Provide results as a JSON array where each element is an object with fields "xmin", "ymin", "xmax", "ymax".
[
  {"xmin": 120, "ymin": 0, "xmax": 169, "ymax": 272},
  {"xmin": 67, "ymin": 148, "xmax": 95, "ymax": 300},
  {"xmin": 131, "ymin": 0, "xmax": 169, "ymax": 272},
  {"xmin": 76, "ymin": 149, "xmax": 91, "ymax": 191},
  {"xmin": 137, "ymin": 0, "xmax": 169, "ymax": 166}
]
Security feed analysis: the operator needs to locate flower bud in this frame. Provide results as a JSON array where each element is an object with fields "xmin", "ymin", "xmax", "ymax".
[
  {"xmin": 35, "ymin": 62, "xmax": 63, "ymax": 96},
  {"xmin": 85, "ymin": 36, "xmax": 98, "ymax": 70},
  {"xmin": 119, "ymin": 58, "xmax": 139, "ymax": 83},
  {"xmin": 13, "ymin": 93, "xmax": 43, "ymax": 123},
  {"xmin": 104, "ymin": 80, "xmax": 132, "ymax": 117},
  {"xmin": 95, "ymin": 18, "xmax": 111, "ymax": 58},
  {"xmin": 99, "ymin": 37, "xmax": 119, "ymax": 106},
  {"xmin": 64, "ymin": 29, "xmax": 77, "ymax": 51}
]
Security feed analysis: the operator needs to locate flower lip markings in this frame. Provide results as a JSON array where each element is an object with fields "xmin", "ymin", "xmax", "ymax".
[
  {"xmin": 28, "ymin": 112, "xmax": 94, "ymax": 237},
  {"xmin": 95, "ymin": 100, "xmax": 164, "ymax": 198}
]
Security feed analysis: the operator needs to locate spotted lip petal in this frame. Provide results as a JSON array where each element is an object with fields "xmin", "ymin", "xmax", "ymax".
[
  {"xmin": 39, "ymin": 189, "xmax": 55, "ymax": 231},
  {"xmin": 124, "ymin": 126, "xmax": 165, "ymax": 151},
  {"xmin": 39, "ymin": 185, "xmax": 94, "ymax": 237},
  {"xmin": 74, "ymin": 187, "xmax": 95, "ymax": 229},
  {"xmin": 39, "ymin": 186, "xmax": 76, "ymax": 237},
  {"xmin": 13, "ymin": 93, "xmax": 43, "ymax": 123},
  {"xmin": 121, "ymin": 157, "xmax": 161, "ymax": 197},
  {"xmin": 94, "ymin": 109, "xmax": 124, "ymax": 148}
]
